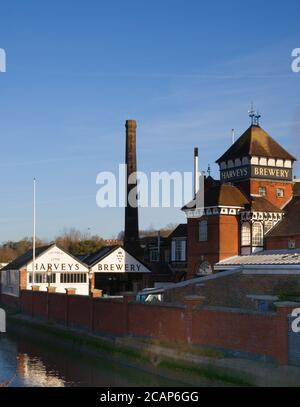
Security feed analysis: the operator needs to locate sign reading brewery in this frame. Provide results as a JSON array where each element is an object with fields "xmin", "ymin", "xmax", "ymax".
[
  {"xmin": 220, "ymin": 165, "xmax": 293, "ymax": 182},
  {"xmin": 91, "ymin": 247, "xmax": 151, "ymax": 274}
]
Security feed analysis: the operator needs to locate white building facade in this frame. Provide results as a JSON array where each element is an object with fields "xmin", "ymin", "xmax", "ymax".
[
  {"xmin": 1, "ymin": 244, "xmax": 90, "ymax": 297},
  {"xmin": 1, "ymin": 244, "xmax": 152, "ymax": 299}
]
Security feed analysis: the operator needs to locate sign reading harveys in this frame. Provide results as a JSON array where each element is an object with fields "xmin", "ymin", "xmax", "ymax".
[
  {"xmin": 91, "ymin": 247, "xmax": 151, "ymax": 274},
  {"xmin": 26, "ymin": 246, "xmax": 88, "ymax": 273}
]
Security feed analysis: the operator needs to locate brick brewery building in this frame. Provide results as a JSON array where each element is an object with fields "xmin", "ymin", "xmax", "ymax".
[{"xmin": 183, "ymin": 113, "xmax": 299, "ymax": 279}]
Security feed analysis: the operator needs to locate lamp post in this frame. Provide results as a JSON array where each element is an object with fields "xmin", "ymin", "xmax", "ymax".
[
  {"xmin": 47, "ymin": 267, "xmax": 52, "ymax": 289},
  {"xmin": 32, "ymin": 178, "xmax": 36, "ymax": 285}
]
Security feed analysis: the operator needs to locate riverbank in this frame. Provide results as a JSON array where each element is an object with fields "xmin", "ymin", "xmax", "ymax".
[
  {"xmin": 3, "ymin": 306, "xmax": 250, "ymax": 387},
  {"xmin": 4, "ymin": 306, "xmax": 300, "ymax": 387}
]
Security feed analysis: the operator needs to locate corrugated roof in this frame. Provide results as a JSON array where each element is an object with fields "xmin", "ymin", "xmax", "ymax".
[
  {"xmin": 216, "ymin": 125, "xmax": 296, "ymax": 164},
  {"xmin": 217, "ymin": 249, "xmax": 300, "ymax": 266}
]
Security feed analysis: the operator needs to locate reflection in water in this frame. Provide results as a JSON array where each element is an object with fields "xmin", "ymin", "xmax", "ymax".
[
  {"xmin": 16, "ymin": 354, "xmax": 65, "ymax": 387},
  {"xmin": 0, "ymin": 333, "xmax": 186, "ymax": 387}
]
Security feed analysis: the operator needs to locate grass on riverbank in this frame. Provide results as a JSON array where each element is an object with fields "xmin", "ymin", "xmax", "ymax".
[
  {"xmin": 158, "ymin": 359, "xmax": 254, "ymax": 387},
  {"xmin": 138, "ymin": 338, "xmax": 225, "ymax": 359}
]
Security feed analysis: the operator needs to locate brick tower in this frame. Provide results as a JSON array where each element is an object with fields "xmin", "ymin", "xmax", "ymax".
[
  {"xmin": 124, "ymin": 120, "xmax": 140, "ymax": 255},
  {"xmin": 183, "ymin": 114, "xmax": 297, "ymax": 279}
]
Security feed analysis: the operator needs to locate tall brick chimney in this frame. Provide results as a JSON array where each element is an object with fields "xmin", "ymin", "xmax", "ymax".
[{"xmin": 124, "ymin": 120, "xmax": 140, "ymax": 254}]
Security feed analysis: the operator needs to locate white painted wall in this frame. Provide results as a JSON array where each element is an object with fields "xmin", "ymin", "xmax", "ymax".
[
  {"xmin": 26, "ymin": 245, "xmax": 90, "ymax": 296},
  {"xmin": 1, "ymin": 269, "xmax": 19, "ymax": 297},
  {"xmin": 28, "ymin": 281, "xmax": 89, "ymax": 296},
  {"xmin": 91, "ymin": 247, "xmax": 151, "ymax": 274}
]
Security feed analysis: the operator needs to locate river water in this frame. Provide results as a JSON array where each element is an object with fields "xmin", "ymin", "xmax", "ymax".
[{"xmin": 0, "ymin": 332, "xmax": 187, "ymax": 387}]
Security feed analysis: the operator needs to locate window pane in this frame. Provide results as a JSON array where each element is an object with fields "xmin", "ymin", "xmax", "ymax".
[
  {"xmin": 199, "ymin": 221, "xmax": 208, "ymax": 242},
  {"xmin": 241, "ymin": 222, "xmax": 251, "ymax": 246},
  {"xmin": 277, "ymin": 189, "xmax": 284, "ymax": 198},
  {"xmin": 259, "ymin": 187, "xmax": 266, "ymax": 197},
  {"xmin": 252, "ymin": 222, "xmax": 263, "ymax": 246}
]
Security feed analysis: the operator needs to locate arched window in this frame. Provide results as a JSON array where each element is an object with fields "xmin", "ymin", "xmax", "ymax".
[
  {"xmin": 252, "ymin": 222, "xmax": 264, "ymax": 247},
  {"xmin": 241, "ymin": 222, "xmax": 251, "ymax": 246},
  {"xmin": 197, "ymin": 261, "xmax": 212, "ymax": 276},
  {"xmin": 198, "ymin": 220, "xmax": 208, "ymax": 242}
]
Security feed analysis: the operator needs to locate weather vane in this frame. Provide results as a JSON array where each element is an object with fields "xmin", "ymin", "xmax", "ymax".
[{"xmin": 248, "ymin": 103, "xmax": 261, "ymax": 126}]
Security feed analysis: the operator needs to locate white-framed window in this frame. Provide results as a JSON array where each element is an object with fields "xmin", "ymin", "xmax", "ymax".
[
  {"xmin": 241, "ymin": 222, "xmax": 251, "ymax": 246},
  {"xmin": 258, "ymin": 187, "xmax": 267, "ymax": 197},
  {"xmin": 60, "ymin": 273, "xmax": 87, "ymax": 284},
  {"xmin": 277, "ymin": 188, "xmax": 285, "ymax": 198},
  {"xmin": 29, "ymin": 273, "xmax": 56, "ymax": 284},
  {"xmin": 198, "ymin": 220, "xmax": 208, "ymax": 242},
  {"xmin": 171, "ymin": 239, "xmax": 186, "ymax": 262},
  {"xmin": 150, "ymin": 248, "xmax": 159, "ymax": 262},
  {"xmin": 252, "ymin": 222, "xmax": 264, "ymax": 246}
]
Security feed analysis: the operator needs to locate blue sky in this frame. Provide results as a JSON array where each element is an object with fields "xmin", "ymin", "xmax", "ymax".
[{"xmin": 0, "ymin": 0, "xmax": 299, "ymax": 242}]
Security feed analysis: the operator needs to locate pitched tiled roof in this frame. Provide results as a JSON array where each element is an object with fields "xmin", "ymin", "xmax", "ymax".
[
  {"xmin": 216, "ymin": 125, "xmax": 296, "ymax": 164},
  {"xmin": 249, "ymin": 196, "xmax": 283, "ymax": 213},
  {"xmin": 267, "ymin": 197, "xmax": 300, "ymax": 237},
  {"xmin": 206, "ymin": 184, "xmax": 249, "ymax": 207},
  {"xmin": 183, "ymin": 183, "xmax": 249, "ymax": 210},
  {"xmin": 1, "ymin": 244, "xmax": 54, "ymax": 271}
]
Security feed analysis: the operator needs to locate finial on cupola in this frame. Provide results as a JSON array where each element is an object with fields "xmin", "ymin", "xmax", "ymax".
[
  {"xmin": 248, "ymin": 102, "xmax": 261, "ymax": 126},
  {"xmin": 254, "ymin": 111, "xmax": 261, "ymax": 126}
]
